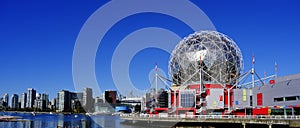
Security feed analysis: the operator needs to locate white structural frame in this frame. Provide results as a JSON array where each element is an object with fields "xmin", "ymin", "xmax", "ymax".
[{"xmin": 169, "ymin": 31, "xmax": 244, "ymax": 86}]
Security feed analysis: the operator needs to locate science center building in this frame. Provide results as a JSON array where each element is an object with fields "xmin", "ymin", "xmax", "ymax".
[{"xmin": 145, "ymin": 31, "xmax": 300, "ymax": 116}]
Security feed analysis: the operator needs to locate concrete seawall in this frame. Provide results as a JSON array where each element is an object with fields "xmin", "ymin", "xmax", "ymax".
[{"xmin": 121, "ymin": 114, "xmax": 300, "ymax": 128}]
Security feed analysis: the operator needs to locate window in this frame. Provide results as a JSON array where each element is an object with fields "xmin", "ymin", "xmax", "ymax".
[
  {"xmin": 250, "ymin": 96, "xmax": 253, "ymax": 106},
  {"xmin": 274, "ymin": 97, "xmax": 284, "ymax": 102},
  {"xmin": 286, "ymin": 96, "xmax": 300, "ymax": 101},
  {"xmin": 274, "ymin": 96, "xmax": 300, "ymax": 102},
  {"xmin": 180, "ymin": 91, "xmax": 195, "ymax": 108}
]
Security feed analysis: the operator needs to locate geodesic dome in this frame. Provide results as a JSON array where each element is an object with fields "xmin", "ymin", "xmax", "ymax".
[{"xmin": 168, "ymin": 31, "xmax": 243, "ymax": 86}]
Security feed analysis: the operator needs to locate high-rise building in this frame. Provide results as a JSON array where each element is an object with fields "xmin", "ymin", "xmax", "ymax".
[
  {"xmin": 70, "ymin": 92, "xmax": 83, "ymax": 112},
  {"xmin": 105, "ymin": 90, "xmax": 117, "ymax": 104},
  {"xmin": 34, "ymin": 98, "xmax": 45, "ymax": 111},
  {"xmin": 11, "ymin": 94, "xmax": 19, "ymax": 109},
  {"xmin": 41, "ymin": 93, "xmax": 49, "ymax": 109},
  {"xmin": 20, "ymin": 93, "xmax": 27, "ymax": 109},
  {"xmin": 57, "ymin": 90, "xmax": 71, "ymax": 112},
  {"xmin": 3, "ymin": 93, "xmax": 9, "ymax": 108},
  {"xmin": 51, "ymin": 98, "xmax": 56, "ymax": 110},
  {"xmin": 26, "ymin": 88, "xmax": 36, "ymax": 108},
  {"xmin": 70, "ymin": 92, "xmax": 83, "ymax": 101},
  {"xmin": 83, "ymin": 88, "xmax": 93, "ymax": 112},
  {"xmin": 34, "ymin": 93, "xmax": 48, "ymax": 111},
  {"xmin": 0, "ymin": 98, "xmax": 3, "ymax": 109},
  {"xmin": 95, "ymin": 96, "xmax": 104, "ymax": 104}
]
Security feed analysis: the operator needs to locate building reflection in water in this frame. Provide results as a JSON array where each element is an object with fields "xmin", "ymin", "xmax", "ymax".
[
  {"xmin": 56, "ymin": 114, "xmax": 92, "ymax": 128},
  {"xmin": 91, "ymin": 115, "xmax": 118, "ymax": 128},
  {"xmin": 0, "ymin": 112, "xmax": 117, "ymax": 128}
]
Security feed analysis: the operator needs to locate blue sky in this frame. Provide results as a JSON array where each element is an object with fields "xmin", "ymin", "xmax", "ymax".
[{"xmin": 1, "ymin": 0, "xmax": 300, "ymax": 100}]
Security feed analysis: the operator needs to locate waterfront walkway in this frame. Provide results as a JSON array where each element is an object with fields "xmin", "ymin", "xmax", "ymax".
[{"xmin": 121, "ymin": 114, "xmax": 300, "ymax": 128}]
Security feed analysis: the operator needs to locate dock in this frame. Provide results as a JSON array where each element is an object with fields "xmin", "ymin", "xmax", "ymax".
[{"xmin": 120, "ymin": 114, "xmax": 300, "ymax": 128}]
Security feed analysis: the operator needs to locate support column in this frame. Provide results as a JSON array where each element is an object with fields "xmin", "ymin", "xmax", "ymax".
[
  {"xmin": 284, "ymin": 108, "xmax": 287, "ymax": 118},
  {"xmin": 227, "ymin": 88, "xmax": 230, "ymax": 112},
  {"xmin": 242, "ymin": 123, "xmax": 246, "ymax": 128},
  {"xmin": 268, "ymin": 124, "xmax": 272, "ymax": 128}
]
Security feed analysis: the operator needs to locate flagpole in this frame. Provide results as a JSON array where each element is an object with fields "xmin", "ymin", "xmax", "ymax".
[
  {"xmin": 199, "ymin": 53, "xmax": 203, "ymax": 114},
  {"xmin": 250, "ymin": 54, "xmax": 255, "ymax": 110},
  {"xmin": 252, "ymin": 54, "xmax": 255, "ymax": 88},
  {"xmin": 155, "ymin": 63, "xmax": 158, "ymax": 107},
  {"xmin": 199, "ymin": 54, "xmax": 202, "ymax": 94},
  {"xmin": 275, "ymin": 62, "xmax": 278, "ymax": 79},
  {"xmin": 264, "ymin": 71, "xmax": 267, "ymax": 85}
]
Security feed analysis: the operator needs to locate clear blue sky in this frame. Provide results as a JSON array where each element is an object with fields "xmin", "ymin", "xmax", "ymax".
[{"xmin": 1, "ymin": 0, "xmax": 300, "ymax": 100}]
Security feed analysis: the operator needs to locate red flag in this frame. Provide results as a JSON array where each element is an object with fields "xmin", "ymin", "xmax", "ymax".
[{"xmin": 269, "ymin": 80, "xmax": 275, "ymax": 84}]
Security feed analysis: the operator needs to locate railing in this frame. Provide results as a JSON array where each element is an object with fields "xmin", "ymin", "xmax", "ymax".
[{"xmin": 121, "ymin": 113, "xmax": 300, "ymax": 120}]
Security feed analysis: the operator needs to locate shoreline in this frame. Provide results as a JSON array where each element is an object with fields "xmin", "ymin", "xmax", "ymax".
[
  {"xmin": 0, "ymin": 111, "xmax": 86, "ymax": 115},
  {"xmin": 0, "ymin": 115, "xmax": 29, "ymax": 122}
]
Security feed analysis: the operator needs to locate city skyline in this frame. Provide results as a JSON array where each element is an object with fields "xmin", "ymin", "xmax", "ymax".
[
  {"xmin": 0, "ymin": 87, "xmax": 97, "ymax": 111},
  {"xmin": 1, "ymin": 1, "xmax": 300, "ymax": 99}
]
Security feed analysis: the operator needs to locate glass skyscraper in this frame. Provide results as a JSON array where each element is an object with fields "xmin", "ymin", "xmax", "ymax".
[
  {"xmin": 83, "ymin": 88, "xmax": 93, "ymax": 112},
  {"xmin": 11, "ymin": 94, "xmax": 19, "ymax": 109},
  {"xmin": 26, "ymin": 88, "xmax": 36, "ymax": 108},
  {"xmin": 20, "ymin": 93, "xmax": 27, "ymax": 109},
  {"xmin": 3, "ymin": 93, "xmax": 9, "ymax": 108},
  {"xmin": 57, "ymin": 90, "xmax": 71, "ymax": 112}
]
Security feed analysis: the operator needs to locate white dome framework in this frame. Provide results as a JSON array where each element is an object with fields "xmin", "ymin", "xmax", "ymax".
[{"xmin": 169, "ymin": 31, "xmax": 243, "ymax": 86}]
